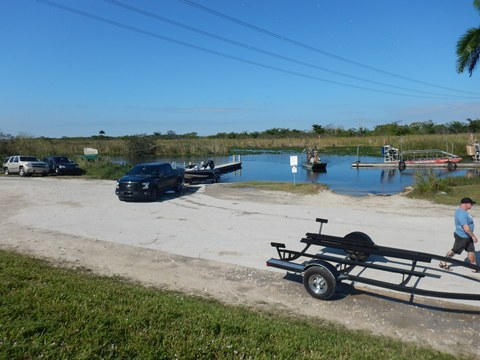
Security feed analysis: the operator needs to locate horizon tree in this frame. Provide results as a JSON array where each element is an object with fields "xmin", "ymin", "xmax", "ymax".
[{"xmin": 456, "ymin": 0, "xmax": 480, "ymax": 76}]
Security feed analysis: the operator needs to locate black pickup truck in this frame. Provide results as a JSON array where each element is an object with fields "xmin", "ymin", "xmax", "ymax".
[{"xmin": 115, "ymin": 162, "xmax": 184, "ymax": 201}]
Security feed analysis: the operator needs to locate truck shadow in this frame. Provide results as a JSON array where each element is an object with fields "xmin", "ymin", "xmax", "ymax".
[{"xmin": 159, "ymin": 184, "xmax": 202, "ymax": 201}]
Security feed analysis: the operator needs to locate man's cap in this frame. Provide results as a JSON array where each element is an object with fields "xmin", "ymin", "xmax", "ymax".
[{"xmin": 461, "ymin": 197, "xmax": 476, "ymax": 204}]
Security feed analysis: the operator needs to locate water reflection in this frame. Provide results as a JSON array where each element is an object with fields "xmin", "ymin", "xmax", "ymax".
[{"xmin": 109, "ymin": 152, "xmax": 479, "ymax": 196}]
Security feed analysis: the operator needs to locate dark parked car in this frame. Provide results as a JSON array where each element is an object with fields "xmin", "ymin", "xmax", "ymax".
[
  {"xmin": 115, "ymin": 162, "xmax": 184, "ymax": 202},
  {"xmin": 43, "ymin": 156, "xmax": 82, "ymax": 175}
]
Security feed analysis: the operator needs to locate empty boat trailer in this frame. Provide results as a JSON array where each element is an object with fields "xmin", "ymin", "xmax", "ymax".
[{"xmin": 266, "ymin": 218, "xmax": 480, "ymax": 301}]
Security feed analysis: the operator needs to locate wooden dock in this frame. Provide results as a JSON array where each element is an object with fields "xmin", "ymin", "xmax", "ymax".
[{"xmin": 215, "ymin": 161, "xmax": 242, "ymax": 174}]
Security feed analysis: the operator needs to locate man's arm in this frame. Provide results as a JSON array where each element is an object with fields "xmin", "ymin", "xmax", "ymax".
[{"xmin": 463, "ymin": 224, "xmax": 478, "ymax": 243}]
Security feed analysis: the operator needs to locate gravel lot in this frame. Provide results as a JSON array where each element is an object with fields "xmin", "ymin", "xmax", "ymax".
[{"xmin": 1, "ymin": 176, "xmax": 480, "ymax": 358}]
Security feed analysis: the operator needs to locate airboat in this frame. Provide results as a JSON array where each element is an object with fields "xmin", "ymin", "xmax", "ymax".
[{"xmin": 352, "ymin": 144, "xmax": 462, "ymax": 171}]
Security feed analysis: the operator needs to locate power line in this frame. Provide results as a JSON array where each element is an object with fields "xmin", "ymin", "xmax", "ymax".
[
  {"xmin": 35, "ymin": 0, "xmax": 472, "ymax": 99},
  {"xmin": 178, "ymin": 0, "xmax": 479, "ymax": 96},
  {"xmin": 104, "ymin": 0, "xmax": 473, "ymax": 99}
]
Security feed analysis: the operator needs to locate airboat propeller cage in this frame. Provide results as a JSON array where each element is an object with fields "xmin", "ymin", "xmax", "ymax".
[{"xmin": 267, "ymin": 218, "xmax": 480, "ymax": 301}]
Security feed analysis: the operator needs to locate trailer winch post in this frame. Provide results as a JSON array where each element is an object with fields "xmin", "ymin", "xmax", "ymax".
[{"xmin": 316, "ymin": 218, "xmax": 328, "ymax": 234}]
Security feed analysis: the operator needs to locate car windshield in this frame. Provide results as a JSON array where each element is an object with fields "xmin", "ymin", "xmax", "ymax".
[
  {"xmin": 19, "ymin": 156, "xmax": 39, "ymax": 162},
  {"xmin": 128, "ymin": 165, "xmax": 157, "ymax": 176},
  {"xmin": 55, "ymin": 157, "xmax": 72, "ymax": 163}
]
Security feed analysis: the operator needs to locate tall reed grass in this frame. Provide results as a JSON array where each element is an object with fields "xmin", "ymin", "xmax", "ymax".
[{"xmin": 1, "ymin": 133, "xmax": 476, "ymax": 158}]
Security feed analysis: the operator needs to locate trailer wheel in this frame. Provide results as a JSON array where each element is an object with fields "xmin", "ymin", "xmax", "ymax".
[
  {"xmin": 447, "ymin": 161, "xmax": 456, "ymax": 171},
  {"xmin": 303, "ymin": 266, "xmax": 336, "ymax": 300},
  {"xmin": 398, "ymin": 160, "xmax": 406, "ymax": 171},
  {"xmin": 344, "ymin": 231, "xmax": 374, "ymax": 261}
]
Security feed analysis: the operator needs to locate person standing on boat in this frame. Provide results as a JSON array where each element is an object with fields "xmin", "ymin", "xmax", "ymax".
[{"xmin": 440, "ymin": 197, "xmax": 478, "ymax": 272}]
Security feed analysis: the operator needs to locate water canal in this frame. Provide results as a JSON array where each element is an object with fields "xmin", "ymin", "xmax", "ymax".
[{"xmin": 111, "ymin": 151, "xmax": 479, "ymax": 196}]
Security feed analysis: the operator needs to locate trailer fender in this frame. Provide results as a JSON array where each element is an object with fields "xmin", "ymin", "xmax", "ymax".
[{"xmin": 303, "ymin": 259, "xmax": 340, "ymax": 279}]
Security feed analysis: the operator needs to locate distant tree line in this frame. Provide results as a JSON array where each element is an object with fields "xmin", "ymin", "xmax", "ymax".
[
  {"xmin": 119, "ymin": 119, "xmax": 480, "ymax": 139},
  {"xmin": 1, "ymin": 119, "xmax": 480, "ymax": 145}
]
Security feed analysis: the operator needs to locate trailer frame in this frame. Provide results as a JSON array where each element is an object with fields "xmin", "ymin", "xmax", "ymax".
[{"xmin": 266, "ymin": 218, "xmax": 480, "ymax": 301}]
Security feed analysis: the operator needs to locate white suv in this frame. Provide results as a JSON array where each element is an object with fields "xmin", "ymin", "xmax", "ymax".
[{"xmin": 3, "ymin": 155, "xmax": 49, "ymax": 176}]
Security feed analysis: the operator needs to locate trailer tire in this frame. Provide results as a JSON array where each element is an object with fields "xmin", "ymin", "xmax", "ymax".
[
  {"xmin": 344, "ymin": 231, "xmax": 374, "ymax": 261},
  {"xmin": 398, "ymin": 160, "xmax": 406, "ymax": 171},
  {"xmin": 303, "ymin": 266, "xmax": 336, "ymax": 300},
  {"xmin": 447, "ymin": 161, "xmax": 456, "ymax": 171}
]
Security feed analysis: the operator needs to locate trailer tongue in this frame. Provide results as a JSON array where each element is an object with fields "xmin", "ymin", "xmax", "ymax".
[{"xmin": 267, "ymin": 218, "xmax": 480, "ymax": 301}]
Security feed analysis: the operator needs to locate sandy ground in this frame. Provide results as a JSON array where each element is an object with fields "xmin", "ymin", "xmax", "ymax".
[{"xmin": 1, "ymin": 176, "xmax": 480, "ymax": 358}]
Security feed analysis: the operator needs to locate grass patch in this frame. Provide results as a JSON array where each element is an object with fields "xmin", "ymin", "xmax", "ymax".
[
  {"xmin": 229, "ymin": 181, "xmax": 328, "ymax": 195},
  {"xmin": 0, "ymin": 250, "xmax": 464, "ymax": 359},
  {"xmin": 407, "ymin": 171, "xmax": 480, "ymax": 205}
]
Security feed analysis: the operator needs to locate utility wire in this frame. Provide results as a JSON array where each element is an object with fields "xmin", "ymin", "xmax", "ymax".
[
  {"xmin": 104, "ymin": 0, "xmax": 472, "ymax": 99},
  {"xmin": 178, "ymin": 0, "xmax": 479, "ymax": 96},
  {"xmin": 35, "ymin": 0, "xmax": 470, "ymax": 99}
]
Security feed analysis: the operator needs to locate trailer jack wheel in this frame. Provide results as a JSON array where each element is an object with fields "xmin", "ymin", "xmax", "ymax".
[{"xmin": 303, "ymin": 266, "xmax": 336, "ymax": 300}]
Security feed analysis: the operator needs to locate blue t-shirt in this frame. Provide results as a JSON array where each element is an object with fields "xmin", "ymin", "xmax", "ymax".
[{"xmin": 455, "ymin": 208, "xmax": 474, "ymax": 238}]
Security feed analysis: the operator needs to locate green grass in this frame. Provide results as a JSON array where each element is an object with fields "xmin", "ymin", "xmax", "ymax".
[
  {"xmin": 229, "ymin": 181, "xmax": 329, "ymax": 195},
  {"xmin": 0, "ymin": 250, "xmax": 465, "ymax": 359},
  {"xmin": 230, "ymin": 178, "xmax": 480, "ymax": 207},
  {"xmin": 406, "ymin": 171, "xmax": 480, "ymax": 205}
]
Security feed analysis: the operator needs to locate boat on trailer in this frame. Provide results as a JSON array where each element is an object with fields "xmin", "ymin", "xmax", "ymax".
[
  {"xmin": 183, "ymin": 160, "xmax": 220, "ymax": 184},
  {"xmin": 183, "ymin": 157, "xmax": 242, "ymax": 184}
]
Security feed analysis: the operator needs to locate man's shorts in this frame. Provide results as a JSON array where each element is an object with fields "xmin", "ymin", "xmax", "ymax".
[{"xmin": 452, "ymin": 232, "xmax": 475, "ymax": 254}]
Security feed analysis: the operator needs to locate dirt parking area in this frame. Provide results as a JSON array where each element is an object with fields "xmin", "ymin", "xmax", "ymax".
[{"xmin": 1, "ymin": 177, "xmax": 479, "ymax": 358}]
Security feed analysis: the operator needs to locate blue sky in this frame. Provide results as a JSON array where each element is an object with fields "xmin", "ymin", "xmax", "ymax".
[{"xmin": 1, "ymin": 0, "xmax": 480, "ymax": 138}]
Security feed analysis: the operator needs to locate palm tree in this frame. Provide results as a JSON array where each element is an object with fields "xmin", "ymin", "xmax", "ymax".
[{"xmin": 456, "ymin": 0, "xmax": 480, "ymax": 76}]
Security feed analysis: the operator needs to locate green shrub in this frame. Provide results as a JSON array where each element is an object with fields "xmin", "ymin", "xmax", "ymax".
[
  {"xmin": 411, "ymin": 170, "xmax": 451, "ymax": 195},
  {"xmin": 79, "ymin": 159, "xmax": 130, "ymax": 180}
]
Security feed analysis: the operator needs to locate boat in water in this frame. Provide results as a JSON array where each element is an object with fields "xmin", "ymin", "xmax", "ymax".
[
  {"xmin": 353, "ymin": 144, "xmax": 462, "ymax": 170},
  {"xmin": 385, "ymin": 144, "xmax": 462, "ymax": 170},
  {"xmin": 301, "ymin": 148, "xmax": 327, "ymax": 172}
]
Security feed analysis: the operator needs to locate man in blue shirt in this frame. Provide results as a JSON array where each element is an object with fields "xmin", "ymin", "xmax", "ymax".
[{"xmin": 440, "ymin": 197, "xmax": 478, "ymax": 271}]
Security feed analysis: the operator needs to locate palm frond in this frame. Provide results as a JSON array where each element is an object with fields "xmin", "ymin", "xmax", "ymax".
[{"xmin": 456, "ymin": 27, "xmax": 480, "ymax": 76}]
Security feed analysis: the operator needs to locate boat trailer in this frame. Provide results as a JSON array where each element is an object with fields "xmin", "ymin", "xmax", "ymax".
[{"xmin": 267, "ymin": 218, "xmax": 480, "ymax": 301}]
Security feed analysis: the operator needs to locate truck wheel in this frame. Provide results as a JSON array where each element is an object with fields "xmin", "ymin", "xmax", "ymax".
[
  {"xmin": 149, "ymin": 188, "xmax": 158, "ymax": 202},
  {"xmin": 19, "ymin": 167, "xmax": 25, "ymax": 176},
  {"xmin": 4, "ymin": 168, "xmax": 9, "ymax": 175},
  {"xmin": 303, "ymin": 266, "xmax": 336, "ymax": 300},
  {"xmin": 174, "ymin": 179, "xmax": 183, "ymax": 193}
]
